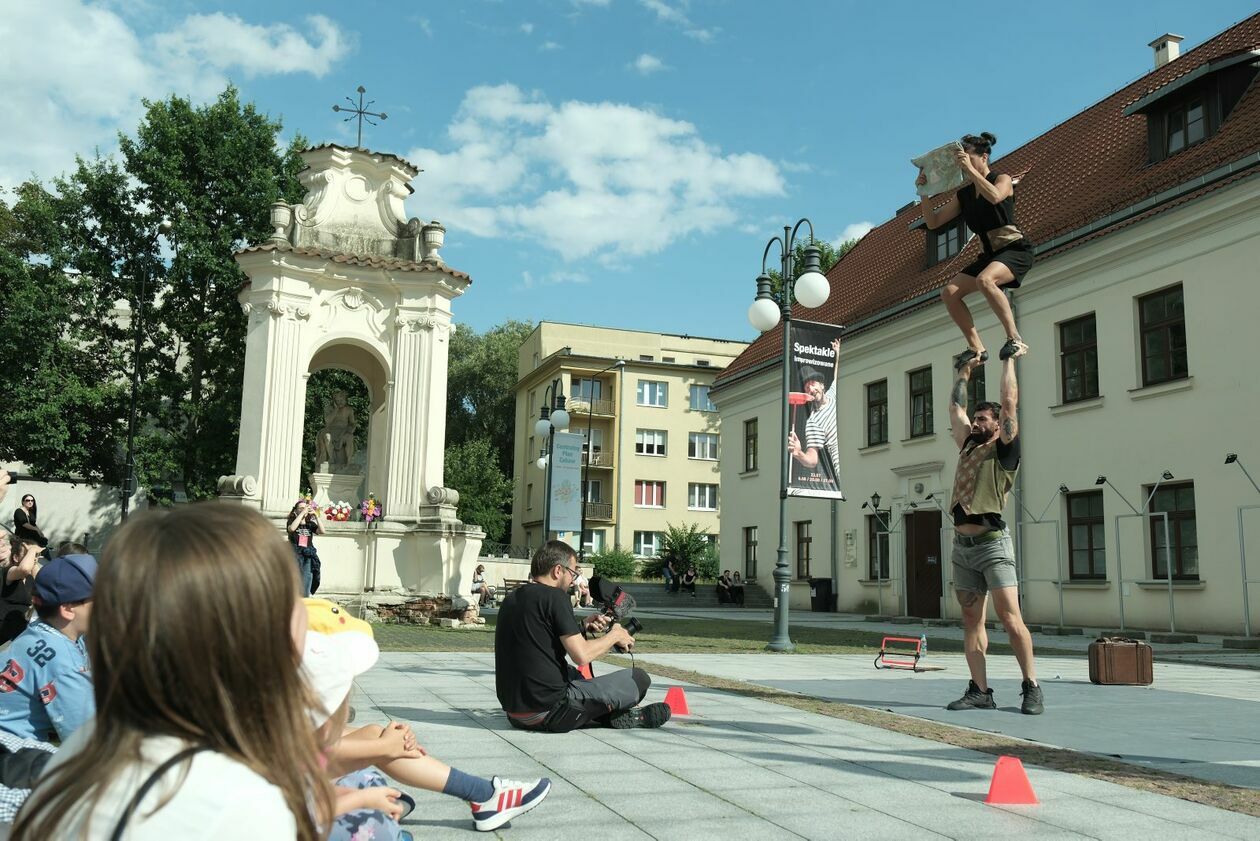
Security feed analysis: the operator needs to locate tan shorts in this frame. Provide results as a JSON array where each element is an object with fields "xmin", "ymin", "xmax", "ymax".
[{"xmin": 951, "ymin": 529, "xmax": 1018, "ymax": 594}]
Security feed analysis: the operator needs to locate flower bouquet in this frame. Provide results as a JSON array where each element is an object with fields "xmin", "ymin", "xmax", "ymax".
[
  {"xmin": 324, "ymin": 500, "xmax": 353, "ymax": 522},
  {"xmin": 360, "ymin": 493, "xmax": 382, "ymax": 524}
]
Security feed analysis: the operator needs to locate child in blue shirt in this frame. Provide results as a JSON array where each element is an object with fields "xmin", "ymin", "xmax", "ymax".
[{"xmin": 0, "ymin": 554, "xmax": 95, "ymax": 743}]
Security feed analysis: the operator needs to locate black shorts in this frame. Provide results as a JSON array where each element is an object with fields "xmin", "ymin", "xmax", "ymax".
[{"xmin": 960, "ymin": 243, "xmax": 1035, "ymax": 288}]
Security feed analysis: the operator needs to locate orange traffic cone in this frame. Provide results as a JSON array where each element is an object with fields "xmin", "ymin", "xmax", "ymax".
[
  {"xmin": 984, "ymin": 755, "xmax": 1038, "ymax": 805},
  {"xmin": 663, "ymin": 686, "xmax": 690, "ymax": 716}
]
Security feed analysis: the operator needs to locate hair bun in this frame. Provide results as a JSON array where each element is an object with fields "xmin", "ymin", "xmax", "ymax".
[{"xmin": 981, "ymin": 131, "xmax": 997, "ymax": 147}]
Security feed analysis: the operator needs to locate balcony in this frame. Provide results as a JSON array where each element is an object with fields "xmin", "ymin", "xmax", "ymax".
[
  {"xmin": 581, "ymin": 448, "xmax": 615, "ymax": 468},
  {"xmin": 568, "ymin": 397, "xmax": 615, "ymax": 416},
  {"xmin": 583, "ymin": 501, "xmax": 614, "ymax": 521}
]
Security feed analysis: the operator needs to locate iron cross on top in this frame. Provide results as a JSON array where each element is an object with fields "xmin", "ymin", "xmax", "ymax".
[{"xmin": 332, "ymin": 85, "xmax": 388, "ymax": 148}]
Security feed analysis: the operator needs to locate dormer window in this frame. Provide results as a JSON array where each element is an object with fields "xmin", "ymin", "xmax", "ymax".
[
  {"xmin": 927, "ymin": 219, "xmax": 968, "ymax": 267},
  {"xmin": 1164, "ymin": 97, "xmax": 1207, "ymax": 157}
]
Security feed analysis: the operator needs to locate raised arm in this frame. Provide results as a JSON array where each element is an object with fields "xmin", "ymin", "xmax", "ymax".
[
  {"xmin": 949, "ymin": 359, "xmax": 978, "ymax": 449},
  {"xmin": 955, "ymin": 148, "xmax": 1013, "ymax": 205},
  {"xmin": 999, "ymin": 356, "xmax": 1019, "ymax": 443},
  {"xmin": 919, "ymin": 191, "xmax": 961, "ymax": 231}
]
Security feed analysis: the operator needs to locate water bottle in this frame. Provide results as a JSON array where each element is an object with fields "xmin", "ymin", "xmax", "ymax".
[{"xmin": 919, "ymin": 632, "xmax": 928, "ymax": 660}]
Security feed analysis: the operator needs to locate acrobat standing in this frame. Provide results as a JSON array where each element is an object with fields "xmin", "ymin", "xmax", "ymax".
[{"xmin": 917, "ymin": 132, "xmax": 1034, "ymax": 370}]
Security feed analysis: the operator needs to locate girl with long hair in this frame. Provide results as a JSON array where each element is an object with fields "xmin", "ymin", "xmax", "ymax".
[
  {"xmin": 11, "ymin": 503, "xmax": 333, "ymax": 840},
  {"xmin": 13, "ymin": 494, "xmax": 36, "ymax": 530}
]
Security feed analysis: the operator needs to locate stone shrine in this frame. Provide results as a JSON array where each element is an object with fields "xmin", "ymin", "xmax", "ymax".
[{"xmin": 219, "ymin": 143, "xmax": 483, "ymax": 594}]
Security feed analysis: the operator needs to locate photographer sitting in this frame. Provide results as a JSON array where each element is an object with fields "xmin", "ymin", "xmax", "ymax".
[{"xmin": 495, "ymin": 541, "xmax": 671, "ymax": 732}]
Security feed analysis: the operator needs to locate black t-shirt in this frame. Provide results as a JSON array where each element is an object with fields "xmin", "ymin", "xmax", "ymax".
[
  {"xmin": 952, "ymin": 435, "xmax": 1021, "ymax": 530},
  {"xmin": 494, "ymin": 582, "xmax": 582, "ymax": 713},
  {"xmin": 0, "ymin": 576, "xmax": 32, "ymax": 611},
  {"xmin": 958, "ymin": 172, "xmax": 1028, "ymax": 254},
  {"xmin": 289, "ymin": 515, "xmax": 318, "ymax": 551}
]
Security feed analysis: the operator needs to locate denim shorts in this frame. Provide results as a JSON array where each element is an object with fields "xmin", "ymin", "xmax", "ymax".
[{"xmin": 951, "ymin": 529, "xmax": 1018, "ymax": 595}]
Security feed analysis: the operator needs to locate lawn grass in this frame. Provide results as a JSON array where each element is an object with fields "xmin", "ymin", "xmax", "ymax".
[{"xmin": 372, "ymin": 615, "xmax": 1075, "ymax": 657}]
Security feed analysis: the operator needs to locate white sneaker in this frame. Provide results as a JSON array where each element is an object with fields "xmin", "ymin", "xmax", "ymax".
[{"xmin": 469, "ymin": 776, "xmax": 551, "ymax": 832}]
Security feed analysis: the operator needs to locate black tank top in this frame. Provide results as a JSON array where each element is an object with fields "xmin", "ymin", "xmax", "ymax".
[{"xmin": 958, "ymin": 172, "xmax": 1027, "ymax": 253}]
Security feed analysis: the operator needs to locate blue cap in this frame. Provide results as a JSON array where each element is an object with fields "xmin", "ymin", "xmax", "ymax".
[{"xmin": 33, "ymin": 554, "xmax": 97, "ymax": 606}]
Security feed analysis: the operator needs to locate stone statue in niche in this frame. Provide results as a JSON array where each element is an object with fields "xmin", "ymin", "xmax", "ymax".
[{"xmin": 316, "ymin": 390, "xmax": 357, "ymax": 470}]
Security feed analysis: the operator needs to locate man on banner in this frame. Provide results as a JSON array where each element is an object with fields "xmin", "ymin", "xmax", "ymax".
[{"xmin": 781, "ymin": 337, "xmax": 841, "ymax": 486}]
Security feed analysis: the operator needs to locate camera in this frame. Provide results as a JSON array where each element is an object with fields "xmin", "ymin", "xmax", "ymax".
[{"xmin": 588, "ymin": 576, "xmax": 643, "ymax": 645}]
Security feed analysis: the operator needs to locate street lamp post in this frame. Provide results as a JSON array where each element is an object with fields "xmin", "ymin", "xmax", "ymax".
[
  {"xmin": 747, "ymin": 219, "xmax": 831, "ymax": 651},
  {"xmin": 578, "ymin": 359, "xmax": 624, "ymax": 564},
  {"xmin": 534, "ymin": 378, "xmax": 570, "ymax": 542},
  {"xmin": 121, "ymin": 217, "xmax": 174, "ymax": 521}
]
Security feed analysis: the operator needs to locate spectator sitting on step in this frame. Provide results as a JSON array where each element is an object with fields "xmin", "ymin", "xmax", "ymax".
[
  {"xmin": 12, "ymin": 494, "xmax": 36, "ymax": 532},
  {"xmin": 571, "ymin": 570, "xmax": 593, "ymax": 608},
  {"xmin": 731, "ymin": 572, "xmax": 746, "ymax": 607},
  {"xmin": 471, "ymin": 564, "xmax": 496, "ymax": 607},
  {"xmin": 0, "ymin": 553, "xmax": 96, "ymax": 743},
  {"xmin": 662, "ymin": 558, "xmax": 676, "ymax": 593},
  {"xmin": 680, "ymin": 566, "xmax": 697, "ymax": 597},
  {"xmin": 716, "ymin": 570, "xmax": 733, "ymax": 604}
]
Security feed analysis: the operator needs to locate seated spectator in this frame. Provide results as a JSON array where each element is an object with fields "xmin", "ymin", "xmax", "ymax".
[
  {"xmin": 12, "ymin": 495, "xmax": 36, "ymax": 532},
  {"xmin": 716, "ymin": 570, "xmax": 732, "ymax": 604},
  {"xmin": 471, "ymin": 564, "xmax": 496, "ymax": 607},
  {"xmin": 11, "ymin": 504, "xmax": 333, "ymax": 840},
  {"xmin": 731, "ymin": 572, "xmax": 746, "ymax": 607},
  {"xmin": 571, "ymin": 570, "xmax": 592, "ymax": 608},
  {"xmin": 0, "ymin": 553, "xmax": 96, "ymax": 743},
  {"xmin": 304, "ymin": 598, "xmax": 551, "ymax": 834},
  {"xmin": 662, "ymin": 558, "xmax": 676, "ymax": 593},
  {"xmin": 0, "ymin": 529, "xmax": 39, "ymax": 646},
  {"xmin": 680, "ymin": 566, "xmax": 697, "ymax": 597}
]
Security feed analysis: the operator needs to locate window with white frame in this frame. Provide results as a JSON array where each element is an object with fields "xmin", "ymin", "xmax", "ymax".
[
  {"xmin": 689, "ymin": 384, "xmax": 716, "ymax": 411},
  {"xmin": 688, "ymin": 432, "xmax": 719, "ymax": 460},
  {"xmin": 573, "ymin": 377, "xmax": 603, "ymax": 401},
  {"xmin": 688, "ymin": 483, "xmax": 718, "ymax": 511},
  {"xmin": 634, "ymin": 480, "xmax": 666, "ymax": 507},
  {"xmin": 581, "ymin": 529, "xmax": 607, "ymax": 554},
  {"xmin": 633, "ymin": 530, "xmax": 662, "ymax": 557},
  {"xmin": 637, "ymin": 380, "xmax": 668, "ymax": 407},
  {"xmin": 635, "ymin": 429, "xmax": 667, "ymax": 456},
  {"xmin": 580, "ymin": 427, "xmax": 604, "ymax": 458},
  {"xmin": 581, "ymin": 479, "xmax": 602, "ymax": 503}
]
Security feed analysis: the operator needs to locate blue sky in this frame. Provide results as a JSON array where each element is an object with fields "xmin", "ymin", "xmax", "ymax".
[{"xmin": 5, "ymin": 0, "xmax": 1256, "ymax": 341}]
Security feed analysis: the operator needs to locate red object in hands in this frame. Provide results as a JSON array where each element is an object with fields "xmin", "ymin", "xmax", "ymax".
[{"xmin": 788, "ymin": 392, "xmax": 810, "ymax": 405}]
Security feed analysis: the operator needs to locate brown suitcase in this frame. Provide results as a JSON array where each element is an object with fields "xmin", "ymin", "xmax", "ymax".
[{"xmin": 1088, "ymin": 637, "xmax": 1154, "ymax": 685}]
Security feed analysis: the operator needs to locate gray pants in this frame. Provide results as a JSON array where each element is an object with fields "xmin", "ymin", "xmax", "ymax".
[
  {"xmin": 513, "ymin": 667, "xmax": 650, "ymax": 733},
  {"xmin": 951, "ymin": 528, "xmax": 1019, "ymax": 595}
]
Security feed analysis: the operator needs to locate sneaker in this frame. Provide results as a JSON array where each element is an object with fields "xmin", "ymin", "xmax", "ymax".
[
  {"xmin": 608, "ymin": 702, "xmax": 672, "ymax": 729},
  {"xmin": 1020, "ymin": 679, "xmax": 1044, "ymax": 715},
  {"xmin": 946, "ymin": 680, "xmax": 996, "ymax": 711},
  {"xmin": 470, "ymin": 776, "xmax": 551, "ymax": 832},
  {"xmin": 999, "ymin": 337, "xmax": 1029, "ymax": 360},
  {"xmin": 953, "ymin": 347, "xmax": 989, "ymax": 371}
]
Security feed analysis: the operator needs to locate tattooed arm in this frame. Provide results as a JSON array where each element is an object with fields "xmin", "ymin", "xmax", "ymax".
[
  {"xmin": 999, "ymin": 356, "xmax": 1019, "ymax": 444},
  {"xmin": 949, "ymin": 358, "xmax": 977, "ymax": 448}
]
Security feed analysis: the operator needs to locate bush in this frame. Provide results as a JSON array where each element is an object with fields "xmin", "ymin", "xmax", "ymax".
[
  {"xmin": 590, "ymin": 545, "xmax": 638, "ymax": 580},
  {"xmin": 660, "ymin": 523, "xmax": 719, "ymax": 581}
]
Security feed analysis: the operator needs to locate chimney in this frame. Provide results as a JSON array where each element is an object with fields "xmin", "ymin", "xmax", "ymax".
[{"xmin": 1149, "ymin": 33, "xmax": 1184, "ymax": 69}]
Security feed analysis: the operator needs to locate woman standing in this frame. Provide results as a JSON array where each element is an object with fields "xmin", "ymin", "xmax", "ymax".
[
  {"xmin": 10, "ymin": 503, "xmax": 332, "ymax": 840},
  {"xmin": 919, "ymin": 132, "xmax": 1034, "ymax": 369},
  {"xmin": 287, "ymin": 499, "xmax": 326, "ymax": 597},
  {"xmin": 13, "ymin": 495, "xmax": 36, "ymax": 531}
]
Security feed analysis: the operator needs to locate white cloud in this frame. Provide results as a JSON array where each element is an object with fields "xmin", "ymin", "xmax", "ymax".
[
  {"xmin": 520, "ymin": 269, "xmax": 590, "ymax": 290},
  {"xmin": 540, "ymin": 40, "xmax": 562, "ymax": 51},
  {"xmin": 415, "ymin": 17, "xmax": 433, "ymax": 38},
  {"xmin": 520, "ymin": 22, "xmax": 535, "ymax": 34},
  {"xmin": 407, "ymin": 84, "xmax": 783, "ymax": 262},
  {"xmin": 638, "ymin": 0, "xmax": 716, "ymax": 41},
  {"xmin": 837, "ymin": 221, "xmax": 874, "ymax": 244},
  {"xmin": 0, "ymin": 1, "xmax": 352, "ymax": 190},
  {"xmin": 631, "ymin": 54, "xmax": 666, "ymax": 75}
]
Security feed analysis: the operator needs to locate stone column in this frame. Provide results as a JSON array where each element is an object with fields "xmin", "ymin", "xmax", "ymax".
[
  {"xmin": 381, "ymin": 312, "xmax": 428, "ymax": 521},
  {"xmin": 235, "ymin": 292, "xmax": 310, "ymax": 514}
]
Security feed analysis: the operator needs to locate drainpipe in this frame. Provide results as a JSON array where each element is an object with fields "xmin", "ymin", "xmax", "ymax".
[
  {"xmin": 614, "ymin": 367, "xmax": 625, "ymax": 550},
  {"xmin": 830, "ymin": 499, "xmax": 839, "ymax": 612},
  {"xmin": 1009, "ymin": 289, "xmax": 1027, "ymax": 610}
]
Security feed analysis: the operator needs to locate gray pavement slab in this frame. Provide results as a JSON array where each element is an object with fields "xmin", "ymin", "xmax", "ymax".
[
  {"xmin": 638, "ymin": 652, "xmax": 1260, "ymax": 789},
  {"xmin": 346, "ymin": 651, "xmax": 1260, "ymax": 839}
]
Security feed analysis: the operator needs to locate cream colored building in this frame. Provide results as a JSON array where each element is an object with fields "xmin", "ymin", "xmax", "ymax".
[
  {"xmin": 511, "ymin": 322, "xmax": 747, "ymax": 560},
  {"xmin": 713, "ymin": 23, "xmax": 1260, "ymax": 634}
]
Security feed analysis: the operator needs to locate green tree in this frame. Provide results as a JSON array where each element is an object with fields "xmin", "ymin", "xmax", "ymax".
[
  {"xmin": 446, "ymin": 319, "xmax": 535, "ymax": 474},
  {"xmin": 444, "ymin": 439, "xmax": 514, "ymax": 542},
  {"xmin": 641, "ymin": 523, "xmax": 718, "ymax": 580}
]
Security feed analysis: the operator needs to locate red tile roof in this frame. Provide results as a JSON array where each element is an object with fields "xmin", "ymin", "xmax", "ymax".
[
  {"xmin": 237, "ymin": 240, "xmax": 472, "ymax": 282},
  {"xmin": 717, "ymin": 14, "xmax": 1260, "ymax": 387}
]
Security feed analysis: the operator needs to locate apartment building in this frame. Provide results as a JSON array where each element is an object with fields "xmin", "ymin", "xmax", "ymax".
[
  {"xmin": 713, "ymin": 20, "xmax": 1260, "ymax": 634},
  {"xmin": 511, "ymin": 322, "xmax": 747, "ymax": 559}
]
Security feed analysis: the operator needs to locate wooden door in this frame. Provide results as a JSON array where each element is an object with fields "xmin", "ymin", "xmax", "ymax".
[{"xmin": 906, "ymin": 510, "xmax": 943, "ymax": 618}]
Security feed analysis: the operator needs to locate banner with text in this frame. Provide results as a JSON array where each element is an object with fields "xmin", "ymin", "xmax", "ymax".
[
  {"xmin": 786, "ymin": 320, "xmax": 845, "ymax": 500},
  {"xmin": 548, "ymin": 432, "xmax": 584, "ymax": 533}
]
